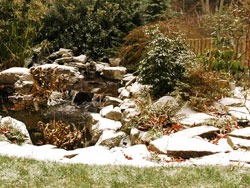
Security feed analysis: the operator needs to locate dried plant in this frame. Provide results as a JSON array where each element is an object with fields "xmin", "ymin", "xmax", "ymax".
[
  {"xmin": 173, "ymin": 63, "xmax": 231, "ymax": 112},
  {"xmin": 124, "ymin": 92, "xmax": 182, "ymax": 134},
  {"xmin": 38, "ymin": 119, "xmax": 86, "ymax": 150}
]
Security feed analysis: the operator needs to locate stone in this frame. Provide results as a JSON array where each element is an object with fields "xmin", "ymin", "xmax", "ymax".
[
  {"xmin": 102, "ymin": 67, "xmax": 127, "ymax": 80},
  {"xmin": 178, "ymin": 106, "xmax": 215, "ymax": 125},
  {"xmin": 100, "ymin": 105, "xmax": 122, "ymax": 121},
  {"xmin": 118, "ymin": 88, "xmax": 130, "ymax": 99},
  {"xmin": 119, "ymin": 99, "xmax": 136, "ymax": 111},
  {"xmin": 54, "ymin": 57, "xmax": 73, "ymax": 64},
  {"xmin": 171, "ymin": 125, "xmax": 219, "ymax": 139},
  {"xmin": 73, "ymin": 55, "xmax": 88, "ymax": 63},
  {"xmin": 47, "ymin": 91, "xmax": 64, "ymax": 106},
  {"xmin": 122, "ymin": 74, "xmax": 136, "ymax": 85},
  {"xmin": 148, "ymin": 135, "xmax": 170, "ymax": 154},
  {"xmin": 104, "ymin": 96, "xmax": 123, "ymax": 106},
  {"xmin": 109, "ymin": 58, "xmax": 121, "ymax": 67},
  {"xmin": 138, "ymin": 131, "xmax": 154, "ymax": 145},
  {"xmin": 95, "ymin": 130, "xmax": 125, "ymax": 148},
  {"xmin": 219, "ymin": 97, "xmax": 242, "ymax": 106},
  {"xmin": 122, "ymin": 144, "xmax": 151, "ymax": 160},
  {"xmin": 125, "ymin": 77, "xmax": 136, "ymax": 87},
  {"xmin": 153, "ymin": 96, "xmax": 175, "ymax": 108},
  {"xmin": 229, "ymin": 127, "xmax": 250, "ymax": 139},
  {"xmin": 0, "ymin": 67, "xmax": 33, "ymax": 85},
  {"xmin": 118, "ymin": 87, "xmax": 125, "ymax": 93},
  {"xmin": 49, "ymin": 48, "xmax": 73, "ymax": 59},
  {"xmin": 130, "ymin": 82, "xmax": 150, "ymax": 96},
  {"xmin": 95, "ymin": 62, "xmax": 110, "ymax": 72},
  {"xmin": 125, "ymin": 86, "xmax": 132, "ymax": 92},
  {"xmin": 167, "ymin": 137, "xmax": 225, "ymax": 158},
  {"xmin": 30, "ymin": 64, "xmax": 83, "ymax": 90},
  {"xmin": 119, "ymin": 135, "xmax": 131, "ymax": 147},
  {"xmin": 89, "ymin": 113, "xmax": 122, "ymax": 144},
  {"xmin": 229, "ymin": 150, "xmax": 250, "ymax": 164},
  {"xmin": 0, "ymin": 116, "xmax": 32, "ymax": 144},
  {"xmin": 123, "ymin": 108, "xmax": 138, "ymax": 119},
  {"xmin": 130, "ymin": 128, "xmax": 140, "ymax": 145},
  {"xmin": 14, "ymin": 80, "xmax": 33, "ymax": 93},
  {"xmin": 227, "ymin": 136, "xmax": 250, "ymax": 150}
]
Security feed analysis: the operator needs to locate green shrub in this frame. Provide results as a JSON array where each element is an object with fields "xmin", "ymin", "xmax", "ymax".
[
  {"xmin": 0, "ymin": 0, "xmax": 46, "ymax": 69},
  {"xmin": 39, "ymin": 0, "xmax": 142, "ymax": 60},
  {"xmin": 141, "ymin": 0, "xmax": 171, "ymax": 23},
  {"xmin": 137, "ymin": 27, "xmax": 189, "ymax": 97}
]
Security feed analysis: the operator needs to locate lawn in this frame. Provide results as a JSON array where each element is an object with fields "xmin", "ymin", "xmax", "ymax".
[{"xmin": 0, "ymin": 155, "xmax": 249, "ymax": 188}]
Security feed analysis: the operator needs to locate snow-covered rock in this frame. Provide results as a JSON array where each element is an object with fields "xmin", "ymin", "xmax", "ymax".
[
  {"xmin": 95, "ymin": 130, "xmax": 125, "ymax": 147},
  {"xmin": 102, "ymin": 67, "xmax": 127, "ymax": 80}
]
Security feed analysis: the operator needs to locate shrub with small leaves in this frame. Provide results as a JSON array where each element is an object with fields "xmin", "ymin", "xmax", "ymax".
[{"xmin": 137, "ymin": 27, "xmax": 189, "ymax": 97}]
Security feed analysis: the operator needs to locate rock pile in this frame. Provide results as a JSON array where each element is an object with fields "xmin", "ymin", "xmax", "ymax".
[{"xmin": 0, "ymin": 48, "xmax": 250, "ymax": 167}]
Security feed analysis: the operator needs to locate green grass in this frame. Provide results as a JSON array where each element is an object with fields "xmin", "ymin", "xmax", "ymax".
[{"xmin": 0, "ymin": 155, "xmax": 249, "ymax": 188}]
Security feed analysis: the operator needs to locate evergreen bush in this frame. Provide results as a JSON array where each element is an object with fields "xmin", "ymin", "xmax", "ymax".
[
  {"xmin": 39, "ymin": 0, "xmax": 142, "ymax": 60},
  {"xmin": 137, "ymin": 27, "xmax": 189, "ymax": 97}
]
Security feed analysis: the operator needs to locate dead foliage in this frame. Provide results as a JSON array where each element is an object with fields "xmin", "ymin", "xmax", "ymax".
[{"xmin": 38, "ymin": 119, "xmax": 86, "ymax": 150}]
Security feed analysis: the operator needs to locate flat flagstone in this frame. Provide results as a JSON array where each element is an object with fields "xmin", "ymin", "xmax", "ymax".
[
  {"xmin": 178, "ymin": 106, "xmax": 215, "ymax": 125},
  {"xmin": 229, "ymin": 127, "xmax": 250, "ymax": 139},
  {"xmin": 148, "ymin": 136, "xmax": 170, "ymax": 154},
  {"xmin": 219, "ymin": 97, "xmax": 242, "ymax": 106},
  {"xmin": 167, "ymin": 137, "xmax": 226, "ymax": 158},
  {"xmin": 171, "ymin": 125, "xmax": 219, "ymax": 139},
  {"xmin": 227, "ymin": 136, "xmax": 250, "ymax": 150}
]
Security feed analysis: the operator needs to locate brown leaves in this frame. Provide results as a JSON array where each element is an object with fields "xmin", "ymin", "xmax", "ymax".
[
  {"xmin": 165, "ymin": 124, "xmax": 183, "ymax": 135},
  {"xmin": 38, "ymin": 119, "xmax": 86, "ymax": 150}
]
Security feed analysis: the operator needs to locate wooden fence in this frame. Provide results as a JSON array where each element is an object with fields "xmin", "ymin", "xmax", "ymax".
[{"xmin": 184, "ymin": 37, "xmax": 250, "ymax": 68}]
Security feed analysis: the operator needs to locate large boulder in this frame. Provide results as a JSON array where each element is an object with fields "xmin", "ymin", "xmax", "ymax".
[
  {"xmin": 30, "ymin": 64, "xmax": 84, "ymax": 91},
  {"xmin": 102, "ymin": 67, "xmax": 127, "ymax": 80},
  {"xmin": 0, "ymin": 67, "xmax": 33, "ymax": 94},
  {"xmin": 0, "ymin": 67, "xmax": 33, "ymax": 85}
]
